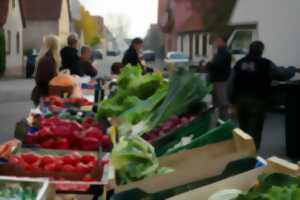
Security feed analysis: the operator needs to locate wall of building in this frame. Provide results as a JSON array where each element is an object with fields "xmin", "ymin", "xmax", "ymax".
[
  {"xmin": 58, "ymin": 0, "xmax": 70, "ymax": 46},
  {"xmin": 230, "ymin": 0, "xmax": 300, "ymax": 67},
  {"xmin": 23, "ymin": 20, "xmax": 58, "ymax": 51},
  {"xmin": 3, "ymin": 0, "xmax": 24, "ymax": 76}
]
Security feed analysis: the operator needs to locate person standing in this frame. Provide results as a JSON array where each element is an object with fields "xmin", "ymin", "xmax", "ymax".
[
  {"xmin": 31, "ymin": 35, "xmax": 60, "ymax": 106},
  {"xmin": 77, "ymin": 46, "xmax": 98, "ymax": 78},
  {"xmin": 60, "ymin": 33, "xmax": 80, "ymax": 75},
  {"xmin": 206, "ymin": 37, "xmax": 232, "ymax": 120},
  {"xmin": 231, "ymin": 41, "xmax": 296, "ymax": 148},
  {"xmin": 122, "ymin": 38, "xmax": 144, "ymax": 70}
]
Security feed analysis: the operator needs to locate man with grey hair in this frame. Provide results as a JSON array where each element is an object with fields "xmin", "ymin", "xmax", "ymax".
[{"xmin": 60, "ymin": 33, "xmax": 80, "ymax": 75}]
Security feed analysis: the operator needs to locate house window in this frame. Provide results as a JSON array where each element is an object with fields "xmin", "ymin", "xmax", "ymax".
[
  {"xmin": 12, "ymin": 0, "xmax": 15, "ymax": 8},
  {"xmin": 195, "ymin": 34, "xmax": 199, "ymax": 56},
  {"xmin": 202, "ymin": 34, "xmax": 208, "ymax": 57},
  {"xmin": 16, "ymin": 32, "xmax": 20, "ymax": 54},
  {"xmin": 6, "ymin": 30, "xmax": 11, "ymax": 55},
  {"xmin": 180, "ymin": 35, "xmax": 183, "ymax": 52}
]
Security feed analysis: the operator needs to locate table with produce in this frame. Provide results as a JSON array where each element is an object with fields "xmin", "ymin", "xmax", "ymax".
[{"xmin": 1, "ymin": 66, "xmax": 300, "ymax": 200}]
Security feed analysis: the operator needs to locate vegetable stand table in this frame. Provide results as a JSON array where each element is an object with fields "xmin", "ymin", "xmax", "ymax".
[
  {"xmin": 108, "ymin": 128, "xmax": 257, "ymax": 199},
  {"xmin": 168, "ymin": 157, "xmax": 300, "ymax": 200}
]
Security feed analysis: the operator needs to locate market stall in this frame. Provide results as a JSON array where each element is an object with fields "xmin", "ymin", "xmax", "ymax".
[{"xmin": 1, "ymin": 66, "xmax": 299, "ymax": 200}]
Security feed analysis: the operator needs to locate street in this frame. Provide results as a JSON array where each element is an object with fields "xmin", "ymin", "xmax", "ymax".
[{"xmin": 0, "ymin": 56, "xmax": 288, "ymax": 159}]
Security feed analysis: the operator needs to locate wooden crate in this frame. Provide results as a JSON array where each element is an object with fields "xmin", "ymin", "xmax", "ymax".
[
  {"xmin": 168, "ymin": 157, "xmax": 300, "ymax": 200},
  {"xmin": 110, "ymin": 128, "xmax": 256, "ymax": 194}
]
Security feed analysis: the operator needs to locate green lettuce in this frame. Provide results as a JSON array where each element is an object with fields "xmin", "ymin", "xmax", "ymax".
[
  {"xmin": 237, "ymin": 173, "xmax": 300, "ymax": 200},
  {"xmin": 111, "ymin": 136, "xmax": 174, "ymax": 185}
]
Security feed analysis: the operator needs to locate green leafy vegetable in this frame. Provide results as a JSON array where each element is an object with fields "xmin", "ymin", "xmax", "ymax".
[
  {"xmin": 111, "ymin": 136, "xmax": 174, "ymax": 185},
  {"xmin": 236, "ymin": 173, "xmax": 300, "ymax": 200},
  {"xmin": 131, "ymin": 69, "xmax": 211, "ymax": 136}
]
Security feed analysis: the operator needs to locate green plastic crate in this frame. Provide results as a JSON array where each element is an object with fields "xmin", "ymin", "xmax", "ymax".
[
  {"xmin": 161, "ymin": 121, "xmax": 235, "ymax": 156},
  {"xmin": 154, "ymin": 110, "xmax": 214, "ymax": 157}
]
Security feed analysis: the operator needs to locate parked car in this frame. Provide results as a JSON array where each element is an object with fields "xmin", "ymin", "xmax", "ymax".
[
  {"xmin": 143, "ymin": 50, "xmax": 156, "ymax": 62},
  {"xmin": 92, "ymin": 49, "xmax": 103, "ymax": 60},
  {"xmin": 107, "ymin": 50, "xmax": 120, "ymax": 56},
  {"xmin": 165, "ymin": 52, "xmax": 189, "ymax": 66}
]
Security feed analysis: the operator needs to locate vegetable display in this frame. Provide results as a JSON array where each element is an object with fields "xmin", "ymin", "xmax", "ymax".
[
  {"xmin": 236, "ymin": 173, "xmax": 300, "ymax": 200},
  {"xmin": 97, "ymin": 66, "xmax": 168, "ymax": 124},
  {"xmin": 25, "ymin": 116, "xmax": 110, "ymax": 151},
  {"xmin": 111, "ymin": 136, "xmax": 174, "ymax": 185},
  {"xmin": 9, "ymin": 151, "xmax": 99, "ymax": 175},
  {"xmin": 0, "ymin": 182, "xmax": 38, "ymax": 200},
  {"xmin": 43, "ymin": 96, "xmax": 93, "ymax": 112},
  {"xmin": 208, "ymin": 173, "xmax": 300, "ymax": 200},
  {"xmin": 142, "ymin": 115, "xmax": 196, "ymax": 143},
  {"xmin": 131, "ymin": 70, "xmax": 211, "ymax": 136}
]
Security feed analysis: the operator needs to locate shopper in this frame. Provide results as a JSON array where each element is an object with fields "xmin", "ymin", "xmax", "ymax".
[
  {"xmin": 122, "ymin": 38, "xmax": 144, "ymax": 70},
  {"xmin": 31, "ymin": 35, "xmax": 60, "ymax": 106},
  {"xmin": 206, "ymin": 37, "xmax": 232, "ymax": 120},
  {"xmin": 231, "ymin": 41, "xmax": 296, "ymax": 148},
  {"xmin": 77, "ymin": 46, "xmax": 98, "ymax": 78},
  {"xmin": 60, "ymin": 33, "xmax": 80, "ymax": 75}
]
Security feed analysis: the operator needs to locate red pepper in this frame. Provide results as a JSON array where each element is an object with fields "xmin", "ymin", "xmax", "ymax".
[
  {"xmin": 54, "ymin": 138, "xmax": 70, "ymax": 150},
  {"xmin": 80, "ymin": 137, "xmax": 99, "ymax": 151}
]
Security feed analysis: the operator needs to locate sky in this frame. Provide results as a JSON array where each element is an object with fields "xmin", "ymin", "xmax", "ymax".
[{"xmin": 78, "ymin": 0, "xmax": 159, "ymax": 38}]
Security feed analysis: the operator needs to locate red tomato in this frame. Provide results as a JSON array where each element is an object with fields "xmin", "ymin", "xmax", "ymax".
[
  {"xmin": 62, "ymin": 155, "xmax": 77, "ymax": 165},
  {"xmin": 9, "ymin": 155, "xmax": 22, "ymax": 165},
  {"xmin": 54, "ymin": 138, "xmax": 70, "ymax": 150},
  {"xmin": 40, "ymin": 139, "xmax": 55, "ymax": 149},
  {"xmin": 101, "ymin": 135, "xmax": 111, "ymax": 150},
  {"xmin": 69, "ymin": 152, "xmax": 81, "ymax": 164},
  {"xmin": 21, "ymin": 153, "xmax": 40, "ymax": 164},
  {"xmin": 40, "ymin": 155, "xmax": 55, "ymax": 166},
  {"xmin": 76, "ymin": 163, "xmax": 91, "ymax": 173},
  {"xmin": 54, "ymin": 159, "xmax": 64, "ymax": 171},
  {"xmin": 82, "ymin": 175, "xmax": 97, "ymax": 182},
  {"xmin": 44, "ymin": 163, "xmax": 56, "ymax": 172},
  {"xmin": 62, "ymin": 164, "xmax": 76, "ymax": 173},
  {"xmin": 81, "ymin": 154, "xmax": 96, "ymax": 164}
]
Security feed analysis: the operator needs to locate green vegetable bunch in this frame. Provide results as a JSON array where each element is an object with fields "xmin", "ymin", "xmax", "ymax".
[
  {"xmin": 237, "ymin": 173, "xmax": 300, "ymax": 200},
  {"xmin": 111, "ymin": 136, "xmax": 174, "ymax": 185}
]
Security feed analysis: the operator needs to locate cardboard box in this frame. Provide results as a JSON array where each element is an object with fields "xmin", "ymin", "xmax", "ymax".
[
  {"xmin": 168, "ymin": 157, "xmax": 300, "ymax": 200},
  {"xmin": 111, "ymin": 128, "xmax": 256, "ymax": 194}
]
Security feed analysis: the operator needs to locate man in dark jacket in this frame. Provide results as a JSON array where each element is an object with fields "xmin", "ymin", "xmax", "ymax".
[
  {"xmin": 77, "ymin": 46, "xmax": 97, "ymax": 78},
  {"xmin": 232, "ymin": 41, "xmax": 296, "ymax": 148},
  {"xmin": 206, "ymin": 37, "xmax": 232, "ymax": 120},
  {"xmin": 122, "ymin": 38, "xmax": 144, "ymax": 70},
  {"xmin": 60, "ymin": 33, "xmax": 80, "ymax": 75}
]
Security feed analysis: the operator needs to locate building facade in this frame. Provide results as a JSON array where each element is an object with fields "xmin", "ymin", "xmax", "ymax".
[
  {"xmin": 0, "ymin": 0, "xmax": 25, "ymax": 76},
  {"xmin": 22, "ymin": 0, "xmax": 70, "ymax": 51}
]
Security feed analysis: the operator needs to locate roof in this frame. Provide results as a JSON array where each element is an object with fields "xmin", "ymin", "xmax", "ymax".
[
  {"xmin": 21, "ymin": 0, "xmax": 64, "ymax": 20},
  {"xmin": 0, "ymin": 0, "xmax": 9, "ymax": 26},
  {"xmin": 0, "ymin": 0, "xmax": 26, "ymax": 27}
]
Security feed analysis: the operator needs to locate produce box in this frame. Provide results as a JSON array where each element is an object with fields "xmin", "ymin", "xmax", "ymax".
[
  {"xmin": 168, "ymin": 157, "xmax": 300, "ymax": 200},
  {"xmin": 110, "ymin": 128, "xmax": 256, "ymax": 194},
  {"xmin": 152, "ymin": 108, "xmax": 214, "ymax": 156},
  {"xmin": 111, "ymin": 157, "xmax": 264, "ymax": 200},
  {"xmin": 0, "ymin": 148, "xmax": 104, "ymax": 182},
  {"xmin": 0, "ymin": 176, "xmax": 52, "ymax": 200}
]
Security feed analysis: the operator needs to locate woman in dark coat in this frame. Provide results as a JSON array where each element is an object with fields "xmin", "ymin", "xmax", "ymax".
[{"xmin": 31, "ymin": 35, "xmax": 60, "ymax": 106}]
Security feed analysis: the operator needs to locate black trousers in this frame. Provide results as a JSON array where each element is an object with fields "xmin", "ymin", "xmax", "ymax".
[{"xmin": 235, "ymin": 96, "xmax": 266, "ymax": 149}]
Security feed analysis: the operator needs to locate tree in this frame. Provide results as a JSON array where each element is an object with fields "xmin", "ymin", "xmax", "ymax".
[
  {"xmin": 144, "ymin": 25, "xmax": 165, "ymax": 58},
  {"xmin": 76, "ymin": 6, "xmax": 101, "ymax": 47},
  {"xmin": 106, "ymin": 14, "xmax": 130, "ymax": 39}
]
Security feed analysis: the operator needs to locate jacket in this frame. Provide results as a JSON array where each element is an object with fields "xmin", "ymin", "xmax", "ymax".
[
  {"xmin": 207, "ymin": 47, "xmax": 232, "ymax": 82},
  {"xmin": 77, "ymin": 59, "xmax": 98, "ymax": 78},
  {"xmin": 60, "ymin": 46, "xmax": 80, "ymax": 75},
  {"xmin": 31, "ymin": 52, "xmax": 58, "ymax": 105},
  {"xmin": 122, "ymin": 46, "xmax": 142, "ymax": 67}
]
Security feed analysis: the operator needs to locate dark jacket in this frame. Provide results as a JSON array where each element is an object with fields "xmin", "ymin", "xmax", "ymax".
[
  {"xmin": 31, "ymin": 52, "xmax": 58, "ymax": 105},
  {"xmin": 207, "ymin": 47, "xmax": 232, "ymax": 82},
  {"xmin": 77, "ymin": 59, "xmax": 98, "ymax": 78},
  {"xmin": 60, "ymin": 46, "xmax": 80, "ymax": 75},
  {"xmin": 122, "ymin": 46, "xmax": 142, "ymax": 67},
  {"xmin": 231, "ymin": 55, "xmax": 296, "ymax": 102}
]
